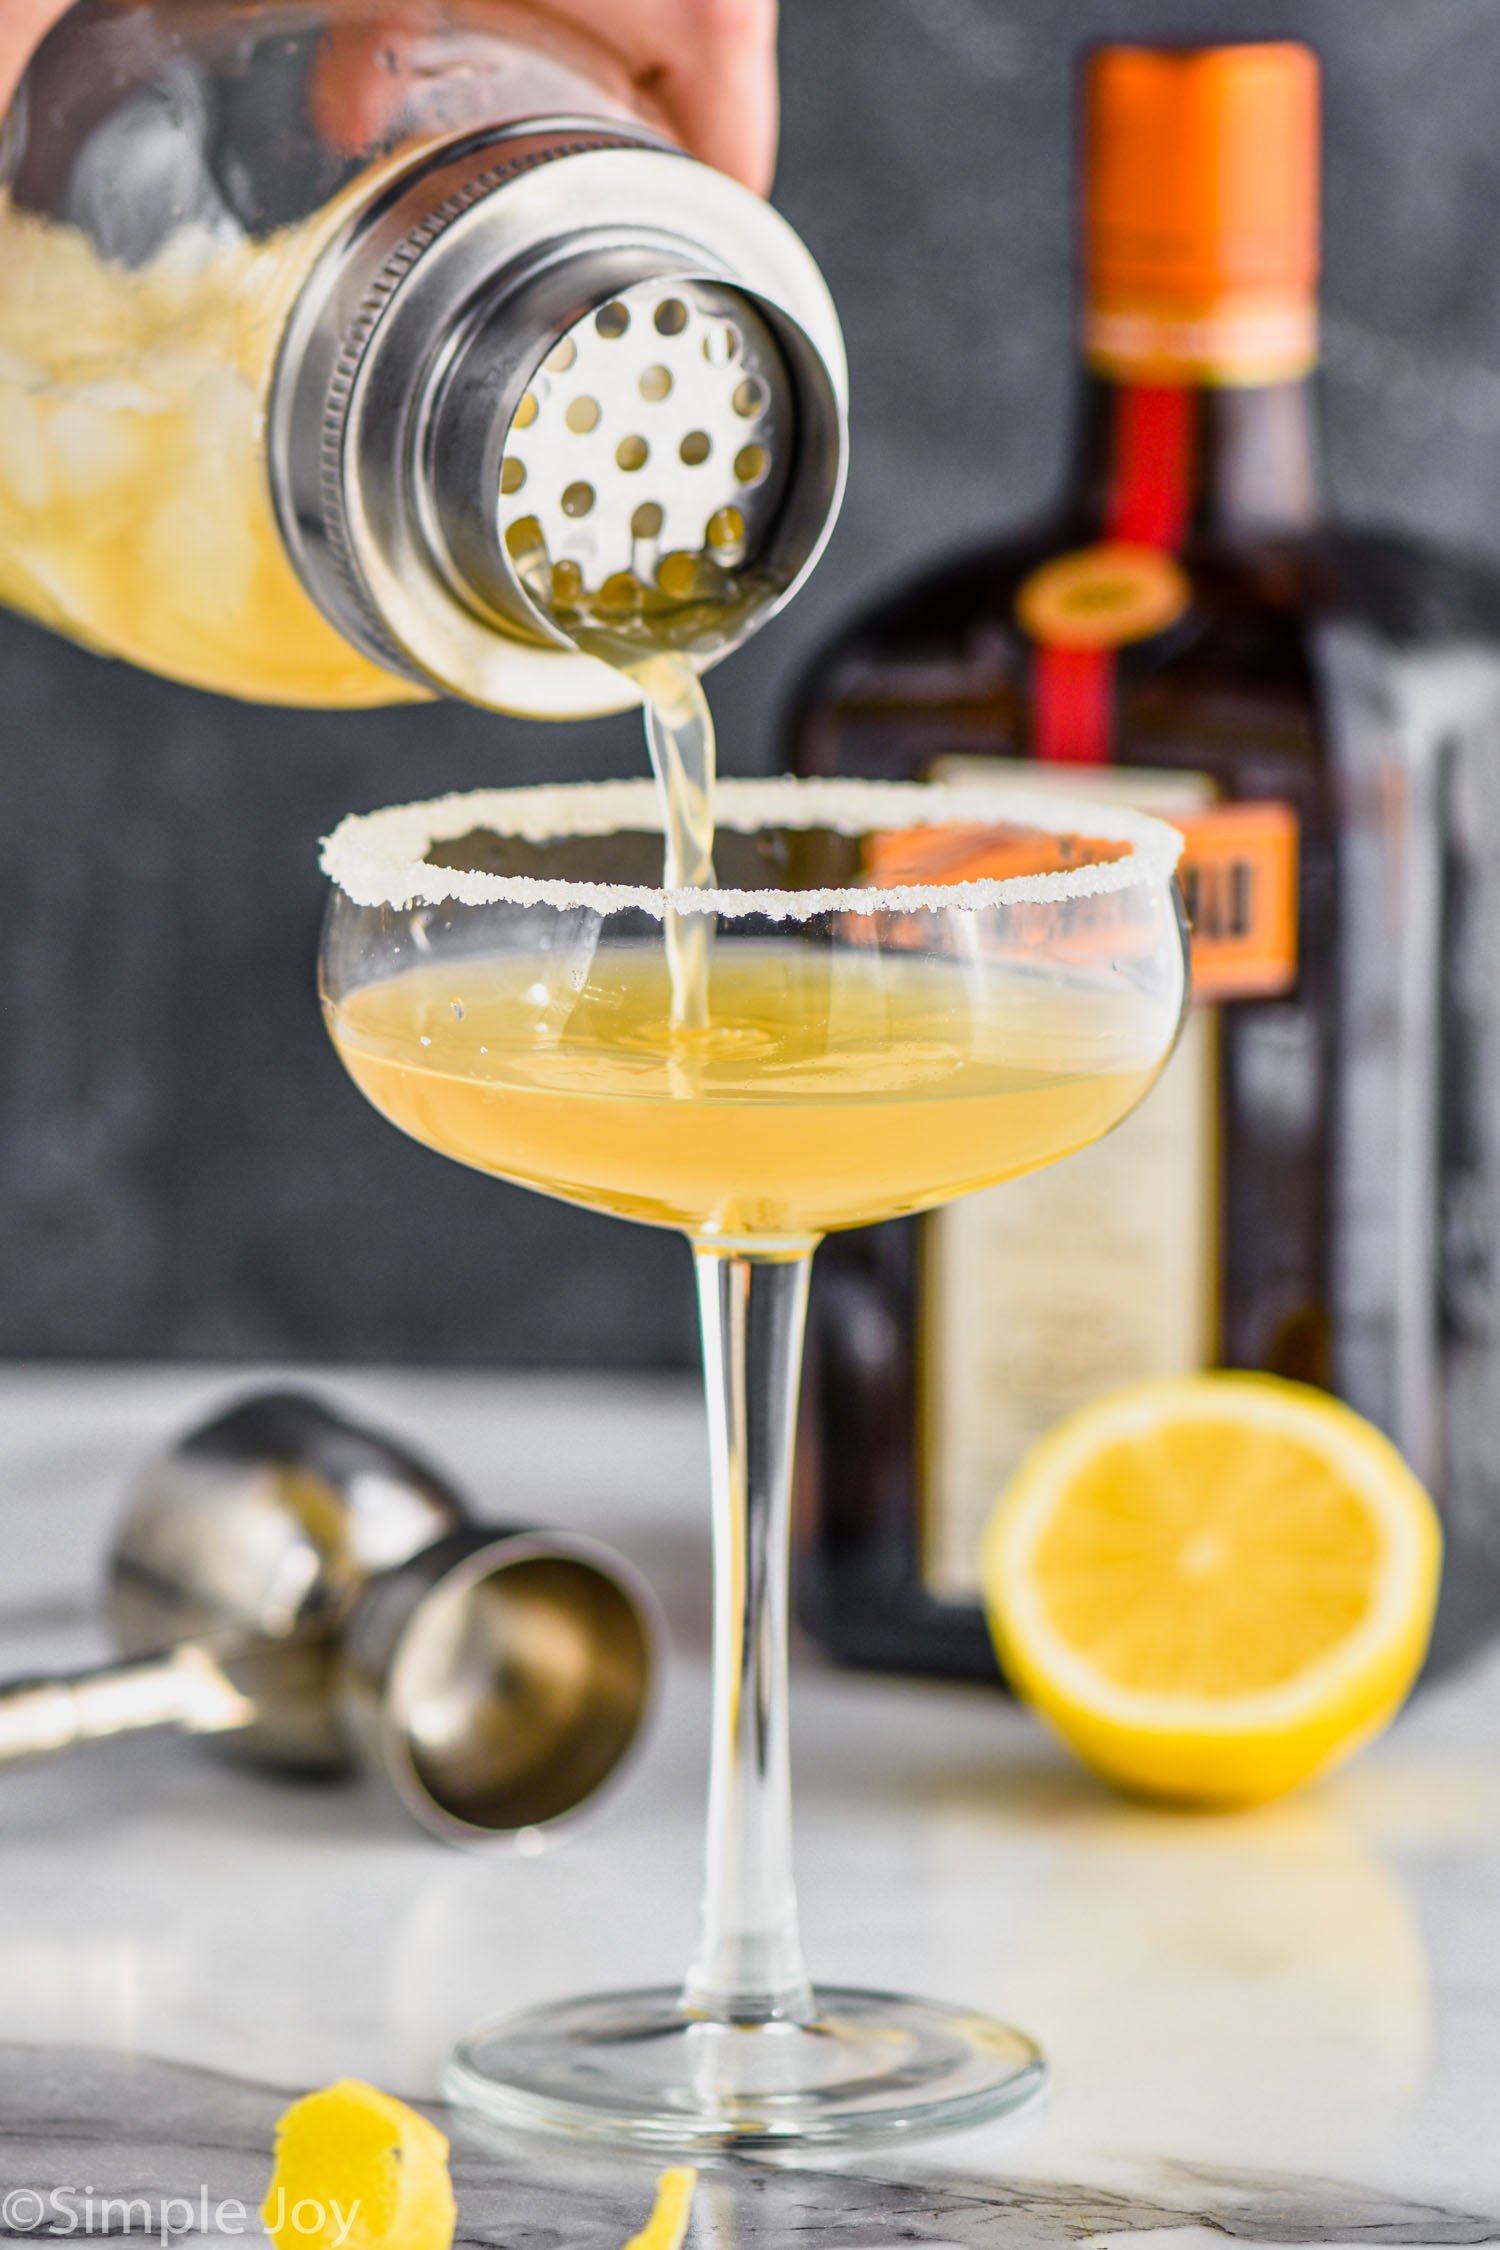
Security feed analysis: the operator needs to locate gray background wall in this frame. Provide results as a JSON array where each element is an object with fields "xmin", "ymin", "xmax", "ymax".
[{"xmin": 4, "ymin": 0, "xmax": 1500, "ymax": 1368}]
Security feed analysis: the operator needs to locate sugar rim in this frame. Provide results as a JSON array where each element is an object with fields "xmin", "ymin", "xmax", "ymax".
[{"xmin": 320, "ymin": 777, "xmax": 1184, "ymax": 922}]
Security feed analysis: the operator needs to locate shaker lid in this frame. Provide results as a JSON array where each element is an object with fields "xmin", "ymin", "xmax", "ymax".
[{"xmin": 270, "ymin": 124, "xmax": 847, "ymax": 715}]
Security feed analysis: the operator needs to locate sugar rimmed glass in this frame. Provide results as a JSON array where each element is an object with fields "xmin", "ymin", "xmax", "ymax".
[{"xmin": 318, "ymin": 775, "xmax": 1188, "ymax": 2147}]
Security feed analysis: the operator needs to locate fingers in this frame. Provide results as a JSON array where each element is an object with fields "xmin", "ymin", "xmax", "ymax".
[
  {"xmin": 539, "ymin": 0, "xmax": 781, "ymax": 194},
  {"xmin": 0, "ymin": 0, "xmax": 783, "ymax": 200},
  {"xmin": 645, "ymin": 0, "xmax": 780, "ymax": 194},
  {"xmin": 311, "ymin": 0, "xmax": 781, "ymax": 189},
  {"xmin": 0, "ymin": 0, "xmax": 74, "ymax": 115}
]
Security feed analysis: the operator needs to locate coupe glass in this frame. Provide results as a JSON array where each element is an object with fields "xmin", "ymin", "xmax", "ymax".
[{"xmin": 318, "ymin": 774, "xmax": 1188, "ymax": 2147}]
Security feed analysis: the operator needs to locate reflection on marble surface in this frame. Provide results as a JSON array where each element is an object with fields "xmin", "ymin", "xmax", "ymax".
[
  {"xmin": 0, "ymin": 1369, "xmax": 1498, "ymax": 2240},
  {"xmin": 988, "ymin": 1798, "xmax": 1431, "ymax": 2140}
]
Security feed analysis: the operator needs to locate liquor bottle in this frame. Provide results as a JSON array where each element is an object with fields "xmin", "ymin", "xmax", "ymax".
[{"xmin": 789, "ymin": 40, "xmax": 1500, "ymax": 1679}]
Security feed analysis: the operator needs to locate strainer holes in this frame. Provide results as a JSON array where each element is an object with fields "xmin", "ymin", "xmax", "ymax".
[
  {"xmin": 551, "ymin": 560, "xmax": 584, "ymax": 604},
  {"xmin": 616, "ymin": 435, "xmax": 649, "ymax": 472},
  {"xmin": 564, "ymin": 396, "xmax": 601, "ymax": 434},
  {"xmin": 657, "ymin": 551, "xmax": 701, "ymax": 599},
  {"xmin": 561, "ymin": 481, "xmax": 595, "ymax": 518},
  {"xmin": 639, "ymin": 365, "xmax": 673, "ymax": 403},
  {"xmin": 595, "ymin": 302, "xmax": 630, "ymax": 339},
  {"xmin": 500, "ymin": 458, "xmax": 527, "ymax": 495},
  {"xmin": 631, "ymin": 501, "xmax": 664, "ymax": 540},
  {"xmin": 505, "ymin": 515, "xmax": 544, "ymax": 560},
  {"xmin": 654, "ymin": 299, "xmax": 688, "ymax": 335},
  {"xmin": 544, "ymin": 337, "xmax": 577, "ymax": 375},
  {"xmin": 680, "ymin": 430, "xmax": 712, "ymax": 466},
  {"xmin": 702, "ymin": 323, "xmax": 741, "ymax": 367},
  {"xmin": 599, "ymin": 571, "xmax": 642, "ymax": 610},
  {"xmin": 707, "ymin": 506, "xmax": 746, "ymax": 556},
  {"xmin": 734, "ymin": 443, "xmax": 769, "ymax": 486},
  {"xmin": 513, "ymin": 391, "xmax": 539, "ymax": 430},
  {"xmin": 733, "ymin": 377, "xmax": 768, "ymax": 419}
]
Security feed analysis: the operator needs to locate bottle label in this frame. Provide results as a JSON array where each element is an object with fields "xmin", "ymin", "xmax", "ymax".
[
  {"xmin": 1016, "ymin": 543, "xmax": 1190, "ymax": 651},
  {"xmin": 920, "ymin": 761, "xmax": 1227, "ymax": 1604},
  {"xmin": 1084, "ymin": 293, "xmax": 1319, "ymax": 386},
  {"xmin": 1179, "ymin": 799, "xmax": 1300, "ymax": 1000}
]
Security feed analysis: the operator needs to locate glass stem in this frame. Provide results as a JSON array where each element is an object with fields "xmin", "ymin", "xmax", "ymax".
[{"xmin": 682, "ymin": 1247, "xmax": 816, "ymax": 2026}]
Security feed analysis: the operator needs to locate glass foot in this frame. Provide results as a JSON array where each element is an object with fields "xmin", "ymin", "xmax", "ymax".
[{"xmin": 445, "ymin": 1985, "xmax": 1046, "ymax": 2149}]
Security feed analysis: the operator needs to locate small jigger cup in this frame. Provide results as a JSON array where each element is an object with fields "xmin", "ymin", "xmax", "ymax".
[{"xmin": 0, "ymin": 1392, "xmax": 655, "ymax": 1846}]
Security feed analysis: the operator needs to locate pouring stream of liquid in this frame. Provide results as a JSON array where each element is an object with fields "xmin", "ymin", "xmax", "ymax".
[{"xmin": 633, "ymin": 654, "xmax": 716, "ymax": 1033}]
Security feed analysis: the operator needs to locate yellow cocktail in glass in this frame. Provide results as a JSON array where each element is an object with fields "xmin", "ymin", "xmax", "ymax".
[{"xmin": 318, "ymin": 774, "xmax": 1188, "ymax": 2148}]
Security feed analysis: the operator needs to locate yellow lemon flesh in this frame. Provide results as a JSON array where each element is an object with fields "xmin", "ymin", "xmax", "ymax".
[
  {"xmin": 982, "ymin": 1374, "xmax": 1442, "ymax": 1806},
  {"xmin": 262, "ymin": 2081, "xmax": 456, "ymax": 2250}
]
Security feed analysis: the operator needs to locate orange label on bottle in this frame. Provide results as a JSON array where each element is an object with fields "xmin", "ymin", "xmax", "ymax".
[
  {"xmin": 1017, "ymin": 542, "xmax": 1190, "ymax": 651},
  {"xmin": 1179, "ymin": 800, "xmax": 1299, "ymax": 1000}
]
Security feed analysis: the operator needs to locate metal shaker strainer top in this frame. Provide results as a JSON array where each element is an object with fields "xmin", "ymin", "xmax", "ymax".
[
  {"xmin": 270, "ymin": 121, "xmax": 847, "ymax": 716},
  {"xmin": 494, "ymin": 276, "xmax": 793, "ymax": 633}
]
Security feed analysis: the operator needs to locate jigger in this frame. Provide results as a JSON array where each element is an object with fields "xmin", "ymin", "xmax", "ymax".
[{"xmin": 0, "ymin": 1392, "xmax": 654, "ymax": 1845}]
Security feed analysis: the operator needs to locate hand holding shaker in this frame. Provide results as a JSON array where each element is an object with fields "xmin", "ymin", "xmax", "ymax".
[
  {"xmin": 0, "ymin": 0, "xmax": 845, "ymax": 713},
  {"xmin": 0, "ymin": 1391, "xmax": 655, "ymax": 1845}
]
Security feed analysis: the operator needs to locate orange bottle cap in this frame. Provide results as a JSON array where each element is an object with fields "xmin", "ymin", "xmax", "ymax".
[{"xmin": 1084, "ymin": 41, "xmax": 1321, "ymax": 305}]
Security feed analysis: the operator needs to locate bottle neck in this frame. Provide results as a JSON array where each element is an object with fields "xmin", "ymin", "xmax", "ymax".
[{"xmin": 1065, "ymin": 359, "xmax": 1324, "ymax": 547}]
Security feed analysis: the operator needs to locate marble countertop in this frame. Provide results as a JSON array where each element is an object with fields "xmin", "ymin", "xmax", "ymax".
[{"xmin": 0, "ymin": 1363, "xmax": 1497, "ymax": 2248}]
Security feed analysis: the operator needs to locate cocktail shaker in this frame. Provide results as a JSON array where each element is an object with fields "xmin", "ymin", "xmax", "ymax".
[
  {"xmin": 0, "ymin": 0, "xmax": 847, "ymax": 713},
  {"xmin": 0, "ymin": 1390, "xmax": 655, "ymax": 1845}
]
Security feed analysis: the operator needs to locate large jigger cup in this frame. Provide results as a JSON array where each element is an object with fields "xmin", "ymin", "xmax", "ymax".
[{"xmin": 0, "ymin": 1392, "xmax": 654, "ymax": 1845}]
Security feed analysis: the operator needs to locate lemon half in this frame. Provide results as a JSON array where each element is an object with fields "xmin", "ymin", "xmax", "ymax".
[{"xmin": 982, "ymin": 1374, "xmax": 1441, "ymax": 1806}]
